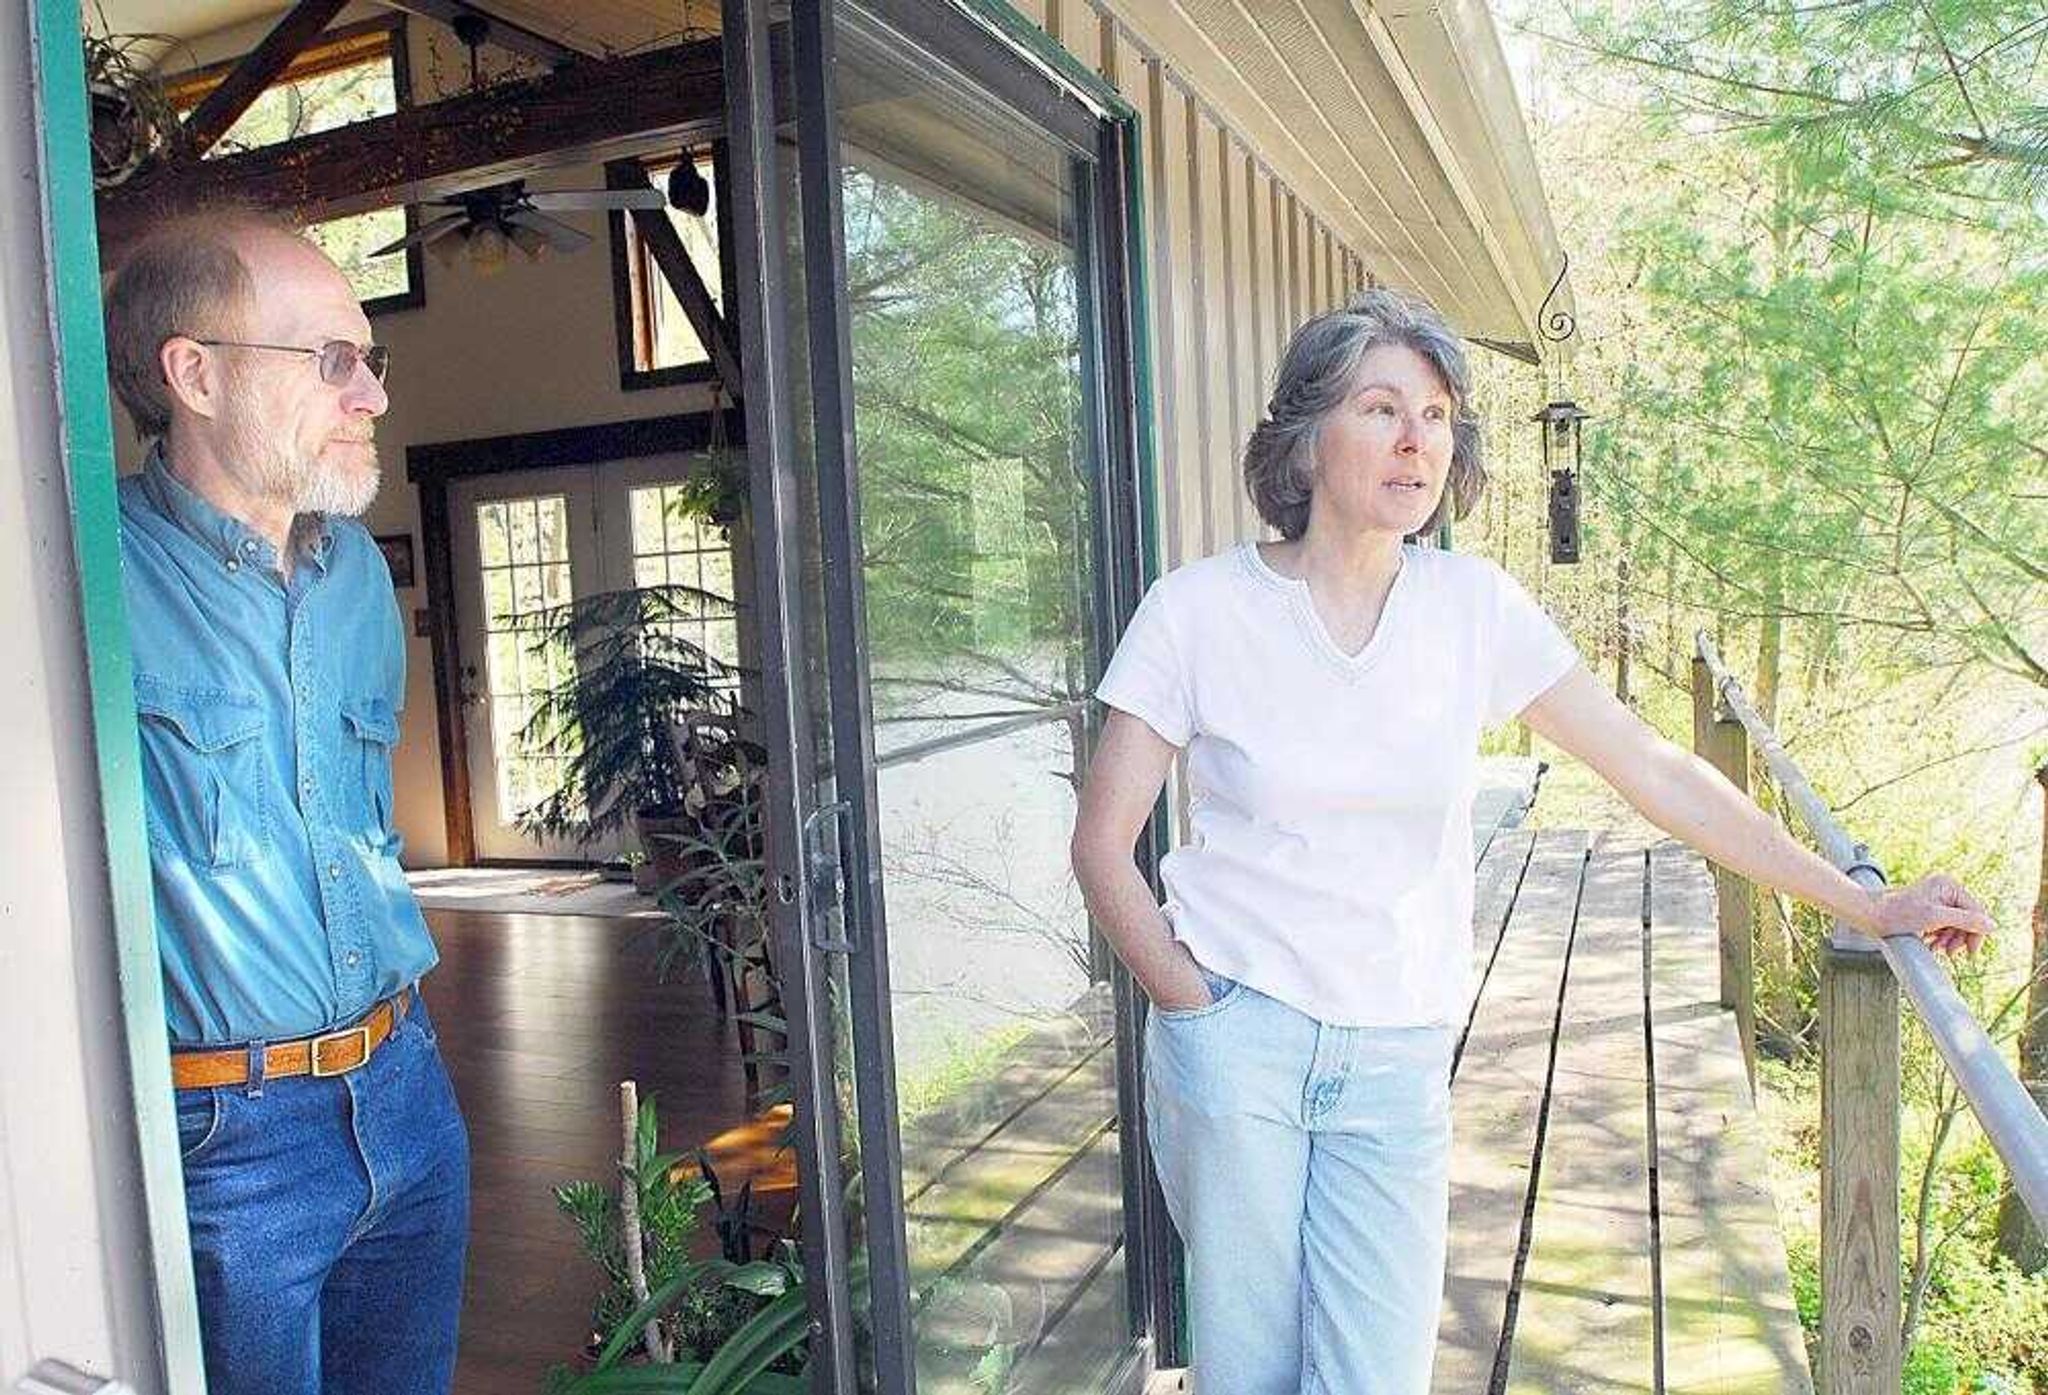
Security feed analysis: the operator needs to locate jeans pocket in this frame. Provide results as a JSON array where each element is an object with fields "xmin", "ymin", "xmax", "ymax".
[
  {"xmin": 174, "ymin": 1089, "xmax": 222, "ymax": 1163},
  {"xmin": 1156, "ymin": 966, "xmax": 1244, "ymax": 1022}
]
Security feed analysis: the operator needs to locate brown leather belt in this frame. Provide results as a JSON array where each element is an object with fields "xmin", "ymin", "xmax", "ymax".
[{"xmin": 170, "ymin": 988, "xmax": 414, "ymax": 1090}]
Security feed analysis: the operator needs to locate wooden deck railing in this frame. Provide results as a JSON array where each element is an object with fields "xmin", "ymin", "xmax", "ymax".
[{"xmin": 1691, "ymin": 632, "xmax": 2048, "ymax": 1394}]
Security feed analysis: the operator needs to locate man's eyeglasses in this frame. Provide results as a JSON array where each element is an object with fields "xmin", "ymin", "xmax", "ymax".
[{"xmin": 193, "ymin": 338, "xmax": 390, "ymax": 387}]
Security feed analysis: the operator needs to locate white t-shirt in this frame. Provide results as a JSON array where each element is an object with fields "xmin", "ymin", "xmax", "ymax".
[{"xmin": 1096, "ymin": 541, "xmax": 1579, "ymax": 1027}]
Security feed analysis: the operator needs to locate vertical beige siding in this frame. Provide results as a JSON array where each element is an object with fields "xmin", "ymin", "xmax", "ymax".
[{"xmin": 1187, "ymin": 85, "xmax": 1212, "ymax": 553}]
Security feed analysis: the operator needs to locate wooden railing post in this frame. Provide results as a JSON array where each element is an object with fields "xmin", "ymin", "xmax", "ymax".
[
  {"xmin": 1691, "ymin": 656, "xmax": 1756, "ymax": 1086},
  {"xmin": 1821, "ymin": 934, "xmax": 1901, "ymax": 1395}
]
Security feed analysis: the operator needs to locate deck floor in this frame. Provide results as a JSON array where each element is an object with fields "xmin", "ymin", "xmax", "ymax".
[{"xmin": 428, "ymin": 759, "xmax": 1810, "ymax": 1394}]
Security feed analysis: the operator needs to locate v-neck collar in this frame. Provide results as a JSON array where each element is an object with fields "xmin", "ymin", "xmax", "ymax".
[{"xmin": 1239, "ymin": 540, "xmax": 1414, "ymax": 676}]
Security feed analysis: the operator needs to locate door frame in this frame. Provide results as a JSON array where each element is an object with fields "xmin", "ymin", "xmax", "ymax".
[
  {"xmin": 406, "ymin": 406, "xmax": 745, "ymax": 865},
  {"xmin": 721, "ymin": 0, "xmax": 1176, "ymax": 1387}
]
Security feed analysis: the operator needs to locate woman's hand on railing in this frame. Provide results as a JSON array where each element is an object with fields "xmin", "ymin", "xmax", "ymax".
[{"xmin": 1866, "ymin": 874, "xmax": 1997, "ymax": 957}]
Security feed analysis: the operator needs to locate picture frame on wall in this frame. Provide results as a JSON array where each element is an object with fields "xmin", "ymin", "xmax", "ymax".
[{"xmin": 374, "ymin": 533, "xmax": 417, "ymax": 589}]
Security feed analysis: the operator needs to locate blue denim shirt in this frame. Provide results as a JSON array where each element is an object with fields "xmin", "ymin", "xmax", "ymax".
[{"xmin": 120, "ymin": 448, "xmax": 437, "ymax": 1046}]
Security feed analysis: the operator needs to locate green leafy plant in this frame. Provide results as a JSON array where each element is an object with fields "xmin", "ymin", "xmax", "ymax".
[
  {"xmin": 514, "ymin": 583, "xmax": 750, "ymax": 847},
  {"xmin": 548, "ymin": 1098, "xmax": 808, "ymax": 1393}
]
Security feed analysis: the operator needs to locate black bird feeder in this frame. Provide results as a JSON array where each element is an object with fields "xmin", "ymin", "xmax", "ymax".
[{"xmin": 1533, "ymin": 399, "xmax": 1590, "ymax": 564}]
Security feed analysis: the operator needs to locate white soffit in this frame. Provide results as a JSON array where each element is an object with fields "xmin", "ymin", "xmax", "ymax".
[{"xmin": 1108, "ymin": 0, "xmax": 1570, "ymax": 361}]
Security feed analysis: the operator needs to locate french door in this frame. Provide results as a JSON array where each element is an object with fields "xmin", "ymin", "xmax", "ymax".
[
  {"xmin": 721, "ymin": 2, "xmax": 1166, "ymax": 1392},
  {"xmin": 449, "ymin": 458, "xmax": 738, "ymax": 862}
]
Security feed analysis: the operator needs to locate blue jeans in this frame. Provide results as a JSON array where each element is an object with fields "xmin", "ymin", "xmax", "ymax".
[
  {"xmin": 174, "ymin": 999, "xmax": 470, "ymax": 1395},
  {"xmin": 1145, "ymin": 968, "xmax": 1454, "ymax": 1395}
]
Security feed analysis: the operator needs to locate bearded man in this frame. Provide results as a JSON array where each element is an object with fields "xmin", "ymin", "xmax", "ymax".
[{"xmin": 106, "ymin": 208, "xmax": 468, "ymax": 1395}]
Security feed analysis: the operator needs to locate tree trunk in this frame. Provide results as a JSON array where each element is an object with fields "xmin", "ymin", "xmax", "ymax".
[
  {"xmin": 1755, "ymin": 567, "xmax": 1784, "ymax": 728},
  {"xmin": 1615, "ymin": 551, "xmax": 1632, "ymax": 704},
  {"xmin": 1995, "ymin": 762, "xmax": 2048, "ymax": 1272}
]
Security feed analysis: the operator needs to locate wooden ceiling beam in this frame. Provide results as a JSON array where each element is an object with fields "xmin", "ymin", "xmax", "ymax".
[
  {"xmin": 372, "ymin": 0, "xmax": 582, "ymax": 68},
  {"xmin": 98, "ymin": 36, "xmax": 725, "ymax": 259},
  {"xmin": 604, "ymin": 159, "xmax": 742, "ymax": 394},
  {"xmin": 181, "ymin": 0, "xmax": 353, "ymax": 156}
]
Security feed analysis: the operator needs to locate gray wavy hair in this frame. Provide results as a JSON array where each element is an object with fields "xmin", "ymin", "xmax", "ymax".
[{"xmin": 1242, "ymin": 287, "xmax": 1486, "ymax": 541}]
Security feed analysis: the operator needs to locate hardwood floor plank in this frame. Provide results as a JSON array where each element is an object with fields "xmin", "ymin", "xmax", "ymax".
[{"xmin": 426, "ymin": 905, "xmax": 757, "ymax": 1393}]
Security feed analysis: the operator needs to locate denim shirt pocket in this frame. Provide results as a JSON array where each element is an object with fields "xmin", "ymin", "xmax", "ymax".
[
  {"xmin": 135, "ymin": 678, "xmax": 268, "ymax": 871},
  {"xmin": 340, "ymin": 693, "xmax": 401, "ymax": 853}
]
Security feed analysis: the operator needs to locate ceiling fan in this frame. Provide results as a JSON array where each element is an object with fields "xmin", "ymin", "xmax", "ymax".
[
  {"xmin": 369, "ymin": 179, "xmax": 667, "ymax": 265},
  {"xmin": 367, "ymin": 10, "xmax": 711, "ymax": 271}
]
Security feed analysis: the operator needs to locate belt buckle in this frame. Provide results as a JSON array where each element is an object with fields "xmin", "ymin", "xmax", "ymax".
[{"xmin": 310, "ymin": 1024, "xmax": 373, "ymax": 1077}]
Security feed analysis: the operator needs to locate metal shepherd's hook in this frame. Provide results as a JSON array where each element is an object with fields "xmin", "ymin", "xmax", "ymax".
[{"xmin": 1537, "ymin": 252, "xmax": 1575, "ymax": 344}]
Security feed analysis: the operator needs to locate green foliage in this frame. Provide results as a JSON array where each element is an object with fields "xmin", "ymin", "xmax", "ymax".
[
  {"xmin": 549, "ymin": 1099, "xmax": 807, "ymax": 1392},
  {"xmin": 1503, "ymin": 3, "xmax": 2048, "ymax": 1387},
  {"xmin": 841, "ymin": 165, "xmax": 1095, "ymax": 723},
  {"xmin": 1905, "ymin": 1341, "xmax": 1964, "ymax": 1395},
  {"xmin": 514, "ymin": 582, "xmax": 747, "ymax": 844}
]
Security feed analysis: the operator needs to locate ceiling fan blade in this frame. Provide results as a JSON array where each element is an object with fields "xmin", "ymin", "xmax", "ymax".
[
  {"xmin": 370, "ymin": 210, "xmax": 470, "ymax": 257},
  {"xmin": 524, "ymin": 187, "xmax": 669, "ymax": 212},
  {"xmin": 506, "ymin": 207, "xmax": 592, "ymax": 254}
]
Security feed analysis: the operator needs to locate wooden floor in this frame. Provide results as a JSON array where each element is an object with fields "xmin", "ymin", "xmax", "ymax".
[
  {"xmin": 1433, "ymin": 826, "xmax": 1812, "ymax": 1395},
  {"xmin": 422, "ymin": 907, "xmax": 756, "ymax": 1395},
  {"xmin": 426, "ymin": 775, "xmax": 1811, "ymax": 1395}
]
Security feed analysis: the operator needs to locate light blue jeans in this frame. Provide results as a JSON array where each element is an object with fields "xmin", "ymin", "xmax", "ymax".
[{"xmin": 1145, "ymin": 967, "xmax": 1454, "ymax": 1395}]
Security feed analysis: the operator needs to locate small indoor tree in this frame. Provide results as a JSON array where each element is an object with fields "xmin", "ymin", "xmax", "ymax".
[{"xmin": 514, "ymin": 582, "xmax": 751, "ymax": 869}]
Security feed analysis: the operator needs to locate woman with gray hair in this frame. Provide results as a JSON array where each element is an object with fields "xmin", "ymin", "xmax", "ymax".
[{"xmin": 1070, "ymin": 287, "xmax": 1992, "ymax": 1394}]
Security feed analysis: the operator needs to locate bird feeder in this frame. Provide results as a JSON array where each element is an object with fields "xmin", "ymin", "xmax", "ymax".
[{"xmin": 1532, "ymin": 399, "xmax": 1590, "ymax": 564}]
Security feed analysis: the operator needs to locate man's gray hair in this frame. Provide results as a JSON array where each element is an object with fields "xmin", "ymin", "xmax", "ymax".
[
  {"xmin": 1242, "ymin": 287, "xmax": 1486, "ymax": 540},
  {"xmin": 104, "ymin": 204, "xmax": 307, "ymax": 440}
]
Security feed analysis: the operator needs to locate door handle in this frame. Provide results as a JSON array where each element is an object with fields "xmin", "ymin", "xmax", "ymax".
[{"xmin": 800, "ymin": 799, "xmax": 855, "ymax": 954}]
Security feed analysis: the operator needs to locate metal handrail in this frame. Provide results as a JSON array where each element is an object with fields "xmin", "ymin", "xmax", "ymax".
[{"xmin": 1695, "ymin": 632, "xmax": 2048, "ymax": 1229}]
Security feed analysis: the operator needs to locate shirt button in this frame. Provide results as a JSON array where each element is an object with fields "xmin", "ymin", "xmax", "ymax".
[
  {"xmin": 224, "ymin": 558, "xmax": 240, "ymax": 573},
  {"xmin": 343, "ymin": 951, "xmax": 362, "ymax": 968},
  {"xmin": 241, "ymin": 538, "xmax": 259, "ymax": 556},
  {"xmin": 327, "ymin": 862, "xmax": 342, "ymax": 880},
  {"xmin": 301, "ymin": 776, "xmax": 315, "ymax": 794}
]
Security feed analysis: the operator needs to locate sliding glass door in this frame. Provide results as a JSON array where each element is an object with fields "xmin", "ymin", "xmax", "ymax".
[{"xmin": 721, "ymin": 1, "xmax": 1161, "ymax": 1390}]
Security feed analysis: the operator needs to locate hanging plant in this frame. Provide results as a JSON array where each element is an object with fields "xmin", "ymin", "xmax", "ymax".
[
  {"xmin": 671, "ymin": 384, "xmax": 746, "ymax": 537},
  {"xmin": 82, "ymin": 31, "xmax": 184, "ymax": 187}
]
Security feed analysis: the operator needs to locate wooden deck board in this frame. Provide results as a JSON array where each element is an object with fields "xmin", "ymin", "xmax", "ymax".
[
  {"xmin": 1503, "ymin": 848, "xmax": 1658, "ymax": 1394},
  {"xmin": 1436, "ymin": 828, "xmax": 1592, "ymax": 1394},
  {"xmin": 1648, "ymin": 844, "xmax": 1814, "ymax": 1394}
]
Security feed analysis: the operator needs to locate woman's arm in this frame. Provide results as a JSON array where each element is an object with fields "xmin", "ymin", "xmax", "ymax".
[
  {"xmin": 1071, "ymin": 710, "xmax": 1217, "ymax": 1010},
  {"xmin": 1521, "ymin": 665, "xmax": 1995, "ymax": 956}
]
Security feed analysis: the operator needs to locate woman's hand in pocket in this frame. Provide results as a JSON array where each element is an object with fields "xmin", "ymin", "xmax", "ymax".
[{"xmin": 1146, "ymin": 945, "xmax": 1217, "ymax": 1013}]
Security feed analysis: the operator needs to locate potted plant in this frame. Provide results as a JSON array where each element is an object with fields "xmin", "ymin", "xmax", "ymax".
[
  {"xmin": 648, "ymin": 757, "xmax": 784, "ymax": 1104},
  {"xmin": 514, "ymin": 583, "xmax": 758, "ymax": 892},
  {"xmin": 547, "ymin": 1092, "xmax": 808, "ymax": 1395}
]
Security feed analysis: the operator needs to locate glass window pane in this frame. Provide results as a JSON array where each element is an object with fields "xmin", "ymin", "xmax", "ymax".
[
  {"xmin": 537, "ymin": 496, "xmax": 569, "ymax": 562},
  {"xmin": 509, "ymin": 501, "xmax": 541, "ymax": 565},
  {"xmin": 478, "ymin": 503, "xmax": 510, "ymax": 567},
  {"xmin": 482, "ymin": 569, "xmax": 514, "ymax": 628},
  {"xmin": 831, "ymin": 6, "xmax": 1120, "ymax": 1386},
  {"xmin": 631, "ymin": 486, "xmax": 665, "ymax": 553}
]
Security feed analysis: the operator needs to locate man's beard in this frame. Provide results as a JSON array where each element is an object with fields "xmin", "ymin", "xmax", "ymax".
[{"xmin": 221, "ymin": 397, "xmax": 380, "ymax": 518}]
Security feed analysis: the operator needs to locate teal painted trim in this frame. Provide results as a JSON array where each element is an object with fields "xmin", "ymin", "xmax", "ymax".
[
  {"xmin": 28, "ymin": 2, "xmax": 206, "ymax": 1390},
  {"xmin": 1118, "ymin": 115, "xmax": 1163, "ymax": 586},
  {"xmin": 948, "ymin": 0, "xmax": 1137, "ymax": 121}
]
